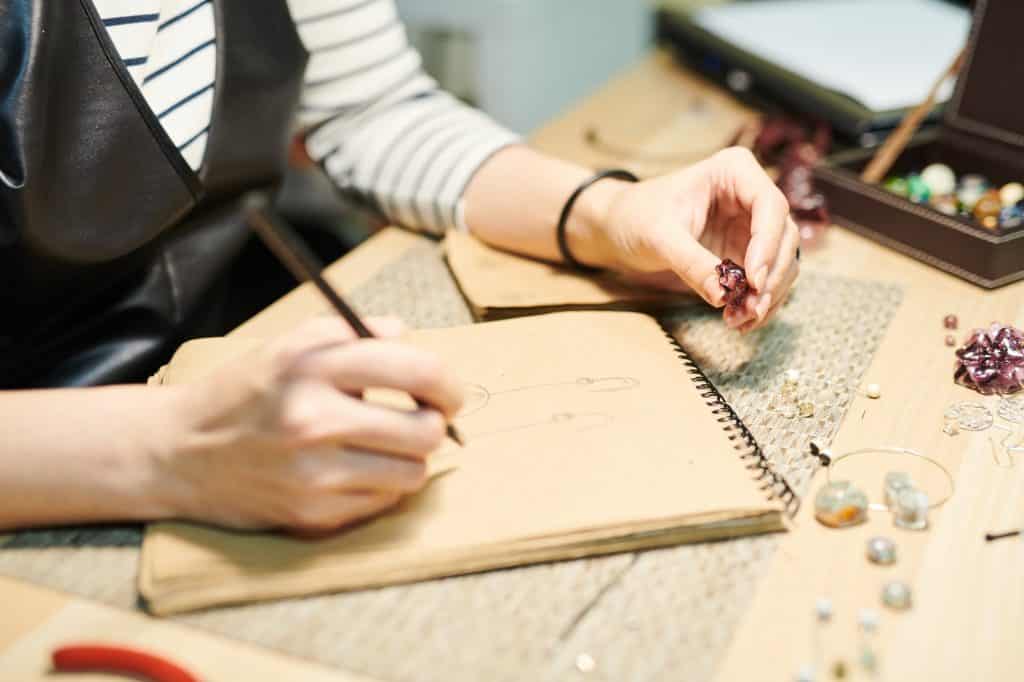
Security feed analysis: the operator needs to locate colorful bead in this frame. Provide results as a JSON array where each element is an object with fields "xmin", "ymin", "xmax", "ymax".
[
  {"xmin": 1000, "ymin": 204, "xmax": 1024, "ymax": 229},
  {"xmin": 999, "ymin": 182, "xmax": 1024, "ymax": 207},
  {"xmin": 906, "ymin": 174, "xmax": 931, "ymax": 203},
  {"xmin": 957, "ymin": 184, "xmax": 985, "ymax": 212},
  {"xmin": 943, "ymin": 314, "xmax": 958, "ymax": 330},
  {"xmin": 921, "ymin": 163, "xmax": 956, "ymax": 196},
  {"xmin": 883, "ymin": 176, "xmax": 909, "ymax": 197},
  {"xmin": 815, "ymin": 481, "xmax": 868, "ymax": 528},
  {"xmin": 973, "ymin": 190, "xmax": 1003, "ymax": 229},
  {"xmin": 929, "ymin": 194, "xmax": 958, "ymax": 215},
  {"xmin": 960, "ymin": 173, "xmax": 989, "ymax": 191}
]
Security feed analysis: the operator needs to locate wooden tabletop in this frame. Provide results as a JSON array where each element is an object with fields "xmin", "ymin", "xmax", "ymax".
[{"xmin": 4, "ymin": 51, "xmax": 1023, "ymax": 681}]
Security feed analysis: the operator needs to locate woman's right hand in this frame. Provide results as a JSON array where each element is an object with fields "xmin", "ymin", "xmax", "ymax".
[{"xmin": 158, "ymin": 316, "xmax": 464, "ymax": 533}]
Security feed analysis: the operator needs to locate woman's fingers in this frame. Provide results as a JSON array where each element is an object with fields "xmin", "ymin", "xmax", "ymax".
[
  {"xmin": 278, "ymin": 382, "xmax": 447, "ymax": 457},
  {"xmin": 740, "ymin": 259, "xmax": 799, "ymax": 333},
  {"xmin": 712, "ymin": 147, "xmax": 790, "ymax": 293},
  {"xmin": 292, "ymin": 340, "xmax": 464, "ymax": 419}
]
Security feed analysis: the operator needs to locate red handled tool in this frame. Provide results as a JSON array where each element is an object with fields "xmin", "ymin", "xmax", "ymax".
[{"xmin": 52, "ymin": 644, "xmax": 200, "ymax": 682}]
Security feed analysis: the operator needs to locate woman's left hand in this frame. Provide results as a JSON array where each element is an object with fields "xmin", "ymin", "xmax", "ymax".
[{"xmin": 582, "ymin": 147, "xmax": 800, "ymax": 332}]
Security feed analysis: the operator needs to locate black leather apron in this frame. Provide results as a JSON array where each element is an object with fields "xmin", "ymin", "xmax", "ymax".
[{"xmin": 0, "ymin": 0, "xmax": 308, "ymax": 387}]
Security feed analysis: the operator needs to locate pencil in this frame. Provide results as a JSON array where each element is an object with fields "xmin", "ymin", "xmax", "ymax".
[{"xmin": 244, "ymin": 194, "xmax": 465, "ymax": 447}]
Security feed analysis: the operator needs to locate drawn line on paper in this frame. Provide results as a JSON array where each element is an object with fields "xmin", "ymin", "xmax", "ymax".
[
  {"xmin": 458, "ymin": 376, "xmax": 639, "ymax": 418},
  {"xmin": 469, "ymin": 412, "xmax": 615, "ymax": 440}
]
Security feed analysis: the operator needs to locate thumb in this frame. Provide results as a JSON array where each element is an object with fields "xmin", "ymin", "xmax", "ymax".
[{"xmin": 655, "ymin": 224, "xmax": 724, "ymax": 307}]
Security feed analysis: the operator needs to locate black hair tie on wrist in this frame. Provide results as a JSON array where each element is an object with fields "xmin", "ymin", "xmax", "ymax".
[{"xmin": 556, "ymin": 169, "xmax": 639, "ymax": 272}]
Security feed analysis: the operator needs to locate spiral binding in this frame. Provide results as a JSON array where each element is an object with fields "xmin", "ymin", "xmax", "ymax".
[{"xmin": 661, "ymin": 325, "xmax": 801, "ymax": 517}]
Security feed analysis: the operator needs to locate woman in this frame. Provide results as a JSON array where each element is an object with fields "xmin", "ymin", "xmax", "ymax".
[{"xmin": 0, "ymin": 0, "xmax": 798, "ymax": 532}]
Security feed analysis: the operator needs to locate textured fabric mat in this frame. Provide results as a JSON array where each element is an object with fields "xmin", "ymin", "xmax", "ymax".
[{"xmin": 0, "ymin": 241, "xmax": 901, "ymax": 682}]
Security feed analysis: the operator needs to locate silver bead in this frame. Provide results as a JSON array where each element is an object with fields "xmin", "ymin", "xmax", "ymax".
[
  {"xmin": 894, "ymin": 488, "xmax": 929, "ymax": 531},
  {"xmin": 866, "ymin": 536, "xmax": 897, "ymax": 565},
  {"xmin": 881, "ymin": 581, "xmax": 912, "ymax": 610}
]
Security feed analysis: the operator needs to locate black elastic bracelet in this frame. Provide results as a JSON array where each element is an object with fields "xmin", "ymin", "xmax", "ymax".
[{"xmin": 556, "ymin": 169, "xmax": 639, "ymax": 272}]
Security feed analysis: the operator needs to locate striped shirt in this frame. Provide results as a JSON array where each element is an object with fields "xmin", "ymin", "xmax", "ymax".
[{"xmin": 91, "ymin": 0, "xmax": 518, "ymax": 234}]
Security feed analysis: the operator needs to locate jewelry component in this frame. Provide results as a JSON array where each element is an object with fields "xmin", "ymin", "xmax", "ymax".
[
  {"xmin": 866, "ymin": 536, "xmax": 897, "ymax": 565},
  {"xmin": 881, "ymin": 581, "xmax": 912, "ymax": 610}
]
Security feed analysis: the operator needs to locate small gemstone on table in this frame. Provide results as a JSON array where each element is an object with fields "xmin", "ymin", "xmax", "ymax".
[
  {"xmin": 866, "ymin": 536, "xmax": 897, "ymax": 565},
  {"xmin": 943, "ymin": 314, "xmax": 958, "ymax": 330},
  {"xmin": 945, "ymin": 335, "xmax": 956, "ymax": 347},
  {"xmin": 957, "ymin": 185, "xmax": 985, "ymax": 212},
  {"xmin": 865, "ymin": 383, "xmax": 881, "ymax": 399},
  {"xmin": 814, "ymin": 481, "xmax": 868, "ymax": 528},
  {"xmin": 921, "ymin": 163, "xmax": 956, "ymax": 196}
]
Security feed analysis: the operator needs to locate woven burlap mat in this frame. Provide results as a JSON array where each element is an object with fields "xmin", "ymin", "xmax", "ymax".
[{"xmin": 0, "ymin": 242, "xmax": 901, "ymax": 682}]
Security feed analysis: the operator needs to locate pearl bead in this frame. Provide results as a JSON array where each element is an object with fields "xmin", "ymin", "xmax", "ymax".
[
  {"xmin": 575, "ymin": 653, "xmax": 596, "ymax": 673},
  {"xmin": 815, "ymin": 597, "xmax": 833, "ymax": 622},
  {"xmin": 858, "ymin": 608, "xmax": 880, "ymax": 632},
  {"xmin": 1000, "ymin": 182, "xmax": 1024, "ymax": 207},
  {"xmin": 866, "ymin": 536, "xmax": 897, "ymax": 565},
  {"xmin": 881, "ymin": 581, "xmax": 912, "ymax": 610},
  {"xmin": 921, "ymin": 163, "xmax": 956, "ymax": 196},
  {"xmin": 866, "ymin": 383, "xmax": 881, "ymax": 399}
]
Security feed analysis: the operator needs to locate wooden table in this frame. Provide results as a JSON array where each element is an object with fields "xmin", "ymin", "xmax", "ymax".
[{"xmin": 4, "ymin": 51, "xmax": 1023, "ymax": 682}]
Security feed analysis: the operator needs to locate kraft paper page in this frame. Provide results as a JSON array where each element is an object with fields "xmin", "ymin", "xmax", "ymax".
[{"xmin": 140, "ymin": 311, "xmax": 782, "ymax": 614}]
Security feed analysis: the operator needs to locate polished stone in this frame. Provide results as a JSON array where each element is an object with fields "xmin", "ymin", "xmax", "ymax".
[{"xmin": 921, "ymin": 163, "xmax": 956, "ymax": 196}]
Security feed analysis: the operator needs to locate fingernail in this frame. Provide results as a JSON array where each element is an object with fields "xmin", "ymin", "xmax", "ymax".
[
  {"xmin": 757, "ymin": 293, "xmax": 772, "ymax": 319},
  {"xmin": 754, "ymin": 266, "xmax": 768, "ymax": 292},
  {"xmin": 704, "ymin": 274, "xmax": 724, "ymax": 306}
]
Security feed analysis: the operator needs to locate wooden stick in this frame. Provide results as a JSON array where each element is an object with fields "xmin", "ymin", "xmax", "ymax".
[{"xmin": 861, "ymin": 48, "xmax": 966, "ymax": 185}]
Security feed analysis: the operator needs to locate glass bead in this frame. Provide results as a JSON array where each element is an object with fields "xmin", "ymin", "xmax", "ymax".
[
  {"xmin": 929, "ymin": 193, "xmax": 958, "ymax": 216},
  {"xmin": 865, "ymin": 383, "xmax": 881, "ymax": 399},
  {"xmin": 945, "ymin": 335, "xmax": 956, "ymax": 347},
  {"xmin": 831, "ymin": 661, "xmax": 849, "ymax": 680},
  {"xmin": 798, "ymin": 401, "xmax": 815, "ymax": 418},
  {"xmin": 947, "ymin": 402, "xmax": 993, "ymax": 431},
  {"xmin": 883, "ymin": 471, "xmax": 913, "ymax": 508},
  {"xmin": 1000, "ymin": 182, "xmax": 1024, "ymax": 207},
  {"xmin": 942, "ymin": 420, "xmax": 959, "ymax": 436},
  {"xmin": 794, "ymin": 664, "xmax": 816, "ymax": 682},
  {"xmin": 974, "ymin": 190, "xmax": 1003, "ymax": 230},
  {"xmin": 957, "ymin": 184, "xmax": 985, "ymax": 212},
  {"xmin": 860, "ymin": 647, "xmax": 878, "ymax": 674},
  {"xmin": 943, "ymin": 314, "xmax": 958, "ymax": 330},
  {"xmin": 960, "ymin": 173, "xmax": 989, "ymax": 191},
  {"xmin": 906, "ymin": 174, "xmax": 931, "ymax": 203},
  {"xmin": 1000, "ymin": 204, "xmax": 1024, "ymax": 229},
  {"xmin": 894, "ymin": 487, "xmax": 929, "ymax": 530},
  {"xmin": 866, "ymin": 536, "xmax": 897, "ymax": 565},
  {"xmin": 921, "ymin": 163, "xmax": 956, "ymax": 196},
  {"xmin": 881, "ymin": 581, "xmax": 912, "ymax": 610},
  {"xmin": 883, "ymin": 176, "xmax": 909, "ymax": 197},
  {"xmin": 814, "ymin": 481, "xmax": 868, "ymax": 528}
]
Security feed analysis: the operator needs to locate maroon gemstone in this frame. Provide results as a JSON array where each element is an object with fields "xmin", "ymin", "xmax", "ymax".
[
  {"xmin": 944, "ymin": 314, "xmax": 958, "ymax": 330},
  {"xmin": 716, "ymin": 259, "xmax": 752, "ymax": 311},
  {"xmin": 953, "ymin": 323, "xmax": 1024, "ymax": 394}
]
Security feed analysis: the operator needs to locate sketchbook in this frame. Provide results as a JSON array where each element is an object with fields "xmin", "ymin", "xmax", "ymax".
[
  {"xmin": 444, "ymin": 231, "xmax": 691, "ymax": 319},
  {"xmin": 139, "ymin": 311, "xmax": 793, "ymax": 615}
]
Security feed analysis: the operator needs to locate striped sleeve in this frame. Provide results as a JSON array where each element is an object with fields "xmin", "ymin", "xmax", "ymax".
[{"xmin": 286, "ymin": 0, "xmax": 519, "ymax": 235}]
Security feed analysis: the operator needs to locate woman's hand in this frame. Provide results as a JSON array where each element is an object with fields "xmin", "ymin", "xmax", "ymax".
[
  {"xmin": 160, "ymin": 317, "xmax": 464, "ymax": 533},
  {"xmin": 576, "ymin": 147, "xmax": 800, "ymax": 332}
]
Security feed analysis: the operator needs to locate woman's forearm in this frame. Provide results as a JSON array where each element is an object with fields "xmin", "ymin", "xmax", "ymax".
[
  {"xmin": 462, "ymin": 145, "xmax": 626, "ymax": 268},
  {"xmin": 0, "ymin": 386, "xmax": 185, "ymax": 529}
]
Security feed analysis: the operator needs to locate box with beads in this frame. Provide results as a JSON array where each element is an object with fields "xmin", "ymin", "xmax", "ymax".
[{"xmin": 813, "ymin": 0, "xmax": 1024, "ymax": 288}]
